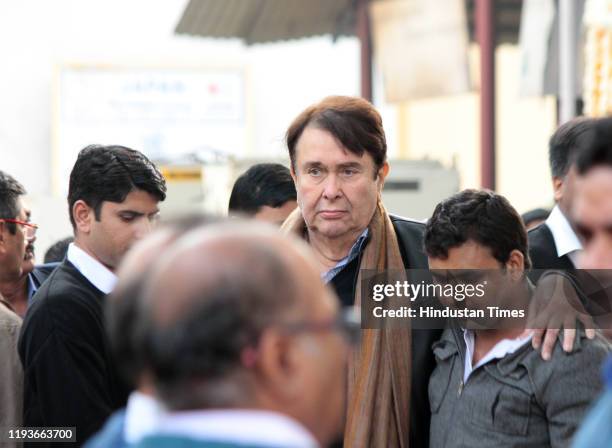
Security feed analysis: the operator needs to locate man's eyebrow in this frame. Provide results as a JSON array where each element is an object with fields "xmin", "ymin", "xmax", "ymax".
[
  {"xmin": 337, "ymin": 162, "xmax": 363, "ymax": 169},
  {"xmin": 303, "ymin": 161, "xmax": 324, "ymax": 167}
]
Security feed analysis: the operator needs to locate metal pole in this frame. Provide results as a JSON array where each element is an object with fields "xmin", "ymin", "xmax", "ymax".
[
  {"xmin": 476, "ymin": 0, "xmax": 496, "ymax": 190},
  {"xmin": 356, "ymin": 0, "xmax": 373, "ymax": 102},
  {"xmin": 559, "ymin": 0, "xmax": 577, "ymax": 123}
]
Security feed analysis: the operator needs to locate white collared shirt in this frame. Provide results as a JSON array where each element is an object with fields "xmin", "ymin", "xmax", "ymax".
[
  {"xmin": 67, "ymin": 243, "xmax": 117, "ymax": 294},
  {"xmin": 124, "ymin": 391, "xmax": 166, "ymax": 444},
  {"xmin": 462, "ymin": 330, "xmax": 532, "ymax": 383},
  {"xmin": 545, "ymin": 205, "xmax": 583, "ymax": 266},
  {"xmin": 155, "ymin": 409, "xmax": 319, "ymax": 448}
]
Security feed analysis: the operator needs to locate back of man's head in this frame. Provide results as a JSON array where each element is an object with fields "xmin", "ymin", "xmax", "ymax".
[
  {"xmin": 425, "ymin": 189, "xmax": 530, "ymax": 269},
  {"xmin": 68, "ymin": 145, "xmax": 166, "ymax": 229},
  {"xmin": 228, "ymin": 163, "xmax": 296, "ymax": 223},
  {"xmin": 138, "ymin": 224, "xmax": 348, "ymax": 446},
  {"xmin": 0, "ymin": 171, "xmax": 26, "ymax": 235}
]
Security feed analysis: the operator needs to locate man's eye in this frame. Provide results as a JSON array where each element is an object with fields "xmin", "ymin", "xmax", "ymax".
[
  {"xmin": 308, "ymin": 168, "xmax": 322, "ymax": 176},
  {"xmin": 342, "ymin": 169, "xmax": 357, "ymax": 177},
  {"xmin": 120, "ymin": 215, "xmax": 136, "ymax": 222}
]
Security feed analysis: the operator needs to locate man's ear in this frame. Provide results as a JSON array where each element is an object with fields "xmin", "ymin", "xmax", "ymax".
[
  {"xmin": 256, "ymin": 328, "xmax": 300, "ymax": 402},
  {"xmin": 72, "ymin": 200, "xmax": 94, "ymax": 235},
  {"xmin": 506, "ymin": 249, "xmax": 525, "ymax": 280},
  {"xmin": 377, "ymin": 162, "xmax": 390, "ymax": 193},
  {"xmin": 552, "ymin": 176, "xmax": 563, "ymax": 203}
]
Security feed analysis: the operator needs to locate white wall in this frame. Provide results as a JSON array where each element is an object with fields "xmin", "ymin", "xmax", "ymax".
[
  {"xmin": 0, "ymin": 0, "xmax": 361, "ymax": 256},
  {"xmin": 0, "ymin": 0, "xmax": 556, "ymax": 257}
]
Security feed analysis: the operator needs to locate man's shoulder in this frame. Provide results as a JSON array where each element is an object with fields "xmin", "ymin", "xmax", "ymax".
[
  {"xmin": 84, "ymin": 409, "xmax": 127, "ymax": 448},
  {"xmin": 23, "ymin": 261, "xmax": 103, "ymax": 334},
  {"xmin": 0, "ymin": 302, "xmax": 22, "ymax": 328},
  {"xmin": 389, "ymin": 214, "xmax": 426, "ymax": 232},
  {"xmin": 32, "ymin": 260, "xmax": 99, "ymax": 303},
  {"xmin": 528, "ymin": 223, "xmax": 553, "ymax": 245},
  {"xmin": 523, "ymin": 333, "xmax": 611, "ymax": 381},
  {"xmin": 389, "ymin": 214, "xmax": 427, "ymax": 268}
]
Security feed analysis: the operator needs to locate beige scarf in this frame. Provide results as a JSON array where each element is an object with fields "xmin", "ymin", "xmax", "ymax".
[{"xmin": 282, "ymin": 200, "xmax": 412, "ymax": 448}]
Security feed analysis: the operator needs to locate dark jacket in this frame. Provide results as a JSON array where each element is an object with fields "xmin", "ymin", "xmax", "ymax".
[
  {"xmin": 330, "ymin": 215, "xmax": 442, "ymax": 448},
  {"xmin": 528, "ymin": 224, "xmax": 574, "ymax": 282},
  {"xmin": 18, "ymin": 260, "xmax": 129, "ymax": 447}
]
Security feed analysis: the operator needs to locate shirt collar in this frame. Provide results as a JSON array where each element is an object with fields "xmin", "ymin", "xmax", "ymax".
[
  {"xmin": 155, "ymin": 409, "xmax": 319, "ymax": 448},
  {"xmin": 26, "ymin": 274, "xmax": 37, "ymax": 302},
  {"xmin": 124, "ymin": 391, "xmax": 166, "ymax": 444},
  {"xmin": 67, "ymin": 243, "xmax": 117, "ymax": 294},
  {"xmin": 462, "ymin": 329, "xmax": 532, "ymax": 382},
  {"xmin": 322, "ymin": 228, "xmax": 369, "ymax": 283},
  {"xmin": 545, "ymin": 205, "xmax": 583, "ymax": 259}
]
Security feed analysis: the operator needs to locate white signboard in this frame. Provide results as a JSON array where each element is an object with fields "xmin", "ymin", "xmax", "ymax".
[
  {"xmin": 55, "ymin": 66, "xmax": 246, "ymax": 193},
  {"xmin": 370, "ymin": 0, "xmax": 471, "ymax": 102}
]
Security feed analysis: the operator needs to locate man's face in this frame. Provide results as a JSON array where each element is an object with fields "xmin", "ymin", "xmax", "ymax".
[
  {"xmin": 0, "ymin": 198, "xmax": 28, "ymax": 282},
  {"xmin": 573, "ymin": 167, "xmax": 612, "ymax": 269},
  {"xmin": 291, "ymin": 127, "xmax": 387, "ymax": 240},
  {"xmin": 86, "ymin": 190, "xmax": 160, "ymax": 271},
  {"xmin": 254, "ymin": 200, "xmax": 297, "ymax": 226},
  {"xmin": 428, "ymin": 240, "xmax": 521, "ymax": 319}
]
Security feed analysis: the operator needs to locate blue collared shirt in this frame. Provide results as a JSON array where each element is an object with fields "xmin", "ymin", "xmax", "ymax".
[{"xmin": 321, "ymin": 228, "xmax": 369, "ymax": 283}]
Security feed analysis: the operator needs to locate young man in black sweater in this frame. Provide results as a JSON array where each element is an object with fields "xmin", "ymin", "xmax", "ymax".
[{"xmin": 18, "ymin": 145, "xmax": 166, "ymax": 446}]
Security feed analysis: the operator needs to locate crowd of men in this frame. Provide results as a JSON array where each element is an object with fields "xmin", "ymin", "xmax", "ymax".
[{"xmin": 0, "ymin": 95, "xmax": 611, "ymax": 448}]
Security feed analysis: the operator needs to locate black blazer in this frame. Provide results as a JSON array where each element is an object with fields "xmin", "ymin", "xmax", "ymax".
[
  {"xmin": 528, "ymin": 223, "xmax": 575, "ymax": 282},
  {"xmin": 330, "ymin": 216, "xmax": 441, "ymax": 448},
  {"xmin": 18, "ymin": 260, "xmax": 129, "ymax": 447}
]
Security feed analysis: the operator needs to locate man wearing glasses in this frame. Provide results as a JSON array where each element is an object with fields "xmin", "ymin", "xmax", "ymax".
[
  {"xmin": 19, "ymin": 145, "xmax": 167, "ymax": 447},
  {"xmin": 129, "ymin": 223, "xmax": 354, "ymax": 448},
  {"xmin": 0, "ymin": 170, "xmax": 39, "ymax": 446},
  {"xmin": 0, "ymin": 171, "xmax": 50, "ymax": 318}
]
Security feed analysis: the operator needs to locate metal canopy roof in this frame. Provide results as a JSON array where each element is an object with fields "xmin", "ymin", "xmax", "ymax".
[{"xmin": 175, "ymin": 0, "xmax": 523, "ymax": 45}]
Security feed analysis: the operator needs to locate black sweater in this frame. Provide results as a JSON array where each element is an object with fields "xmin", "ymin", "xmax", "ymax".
[{"xmin": 18, "ymin": 260, "xmax": 129, "ymax": 447}]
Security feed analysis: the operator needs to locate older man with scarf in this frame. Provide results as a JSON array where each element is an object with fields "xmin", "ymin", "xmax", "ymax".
[{"xmin": 281, "ymin": 96, "xmax": 440, "ymax": 448}]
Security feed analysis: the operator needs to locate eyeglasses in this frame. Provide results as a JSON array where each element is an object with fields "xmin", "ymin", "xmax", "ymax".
[
  {"xmin": 280, "ymin": 307, "xmax": 362, "ymax": 346},
  {"xmin": 0, "ymin": 219, "xmax": 39, "ymax": 239}
]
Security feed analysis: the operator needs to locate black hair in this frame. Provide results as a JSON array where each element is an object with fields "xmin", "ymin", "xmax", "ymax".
[
  {"xmin": 521, "ymin": 208, "xmax": 550, "ymax": 228},
  {"xmin": 549, "ymin": 117, "xmax": 595, "ymax": 178},
  {"xmin": 0, "ymin": 170, "xmax": 26, "ymax": 234},
  {"xmin": 228, "ymin": 163, "xmax": 296, "ymax": 215},
  {"xmin": 67, "ymin": 145, "xmax": 167, "ymax": 229},
  {"xmin": 576, "ymin": 117, "xmax": 612, "ymax": 175},
  {"xmin": 425, "ymin": 189, "xmax": 531, "ymax": 269},
  {"xmin": 43, "ymin": 236, "xmax": 74, "ymax": 263}
]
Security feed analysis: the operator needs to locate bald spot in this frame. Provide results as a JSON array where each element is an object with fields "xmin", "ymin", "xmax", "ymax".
[{"xmin": 143, "ymin": 225, "xmax": 325, "ymax": 329}]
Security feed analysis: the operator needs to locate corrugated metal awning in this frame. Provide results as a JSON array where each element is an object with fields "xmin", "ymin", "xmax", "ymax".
[
  {"xmin": 175, "ymin": 0, "xmax": 356, "ymax": 44},
  {"xmin": 175, "ymin": 0, "xmax": 523, "ymax": 45}
]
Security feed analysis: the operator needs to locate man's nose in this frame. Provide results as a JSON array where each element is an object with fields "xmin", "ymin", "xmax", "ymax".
[
  {"xmin": 322, "ymin": 174, "xmax": 342, "ymax": 200},
  {"xmin": 134, "ymin": 218, "xmax": 153, "ymax": 239}
]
